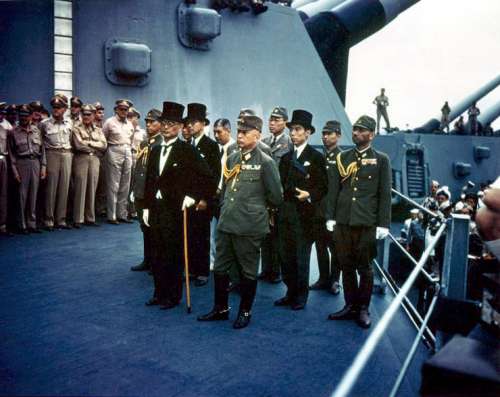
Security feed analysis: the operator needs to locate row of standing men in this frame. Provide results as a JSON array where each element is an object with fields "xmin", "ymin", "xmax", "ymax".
[{"xmin": 135, "ymin": 100, "xmax": 392, "ymax": 330}]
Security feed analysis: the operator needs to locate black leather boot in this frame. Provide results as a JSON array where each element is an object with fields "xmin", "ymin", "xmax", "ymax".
[
  {"xmin": 233, "ymin": 277, "xmax": 257, "ymax": 329},
  {"xmin": 197, "ymin": 273, "xmax": 230, "ymax": 321}
]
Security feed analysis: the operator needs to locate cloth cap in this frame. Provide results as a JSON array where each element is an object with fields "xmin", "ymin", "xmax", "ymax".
[
  {"xmin": 81, "ymin": 104, "xmax": 96, "ymax": 114},
  {"xmin": 145, "ymin": 109, "xmax": 162, "ymax": 122},
  {"xmin": 238, "ymin": 115, "xmax": 263, "ymax": 132},
  {"xmin": 29, "ymin": 101, "xmax": 43, "ymax": 112},
  {"xmin": 94, "ymin": 102, "xmax": 105, "ymax": 111},
  {"xmin": 238, "ymin": 108, "xmax": 256, "ymax": 119},
  {"xmin": 322, "ymin": 120, "xmax": 341, "ymax": 134},
  {"xmin": 436, "ymin": 186, "xmax": 451, "ymax": 200},
  {"xmin": 18, "ymin": 104, "xmax": 32, "ymax": 116},
  {"xmin": 115, "ymin": 99, "xmax": 133, "ymax": 109},
  {"xmin": 270, "ymin": 106, "xmax": 288, "ymax": 120},
  {"xmin": 70, "ymin": 96, "xmax": 83, "ymax": 107},
  {"xmin": 128, "ymin": 107, "xmax": 141, "ymax": 118},
  {"xmin": 353, "ymin": 115, "xmax": 376, "ymax": 132}
]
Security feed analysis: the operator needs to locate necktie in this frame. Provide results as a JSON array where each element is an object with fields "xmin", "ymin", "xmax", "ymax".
[{"xmin": 271, "ymin": 136, "xmax": 277, "ymax": 147}]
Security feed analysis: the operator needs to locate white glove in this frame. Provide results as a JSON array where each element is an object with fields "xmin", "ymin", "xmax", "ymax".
[
  {"xmin": 142, "ymin": 209, "xmax": 150, "ymax": 227},
  {"xmin": 181, "ymin": 196, "xmax": 196, "ymax": 211},
  {"xmin": 130, "ymin": 191, "xmax": 135, "ymax": 203},
  {"xmin": 326, "ymin": 220, "xmax": 336, "ymax": 232},
  {"xmin": 376, "ymin": 227, "xmax": 389, "ymax": 240}
]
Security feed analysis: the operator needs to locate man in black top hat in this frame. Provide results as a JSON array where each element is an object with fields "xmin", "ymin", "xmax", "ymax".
[
  {"xmin": 183, "ymin": 103, "xmax": 221, "ymax": 287},
  {"xmin": 142, "ymin": 101, "xmax": 215, "ymax": 309},
  {"xmin": 274, "ymin": 110, "xmax": 328, "ymax": 310},
  {"xmin": 326, "ymin": 115, "xmax": 392, "ymax": 328},
  {"xmin": 310, "ymin": 120, "xmax": 343, "ymax": 294}
]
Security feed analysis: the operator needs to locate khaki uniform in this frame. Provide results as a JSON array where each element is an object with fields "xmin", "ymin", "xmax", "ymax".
[
  {"xmin": 72, "ymin": 122, "xmax": 107, "ymax": 223},
  {"xmin": 8, "ymin": 124, "xmax": 46, "ymax": 230},
  {"xmin": 40, "ymin": 117, "xmax": 73, "ymax": 227},
  {"xmin": 102, "ymin": 115, "xmax": 134, "ymax": 221},
  {"xmin": 0, "ymin": 124, "xmax": 10, "ymax": 231}
]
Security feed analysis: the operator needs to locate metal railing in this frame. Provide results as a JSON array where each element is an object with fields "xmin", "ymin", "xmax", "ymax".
[{"xmin": 331, "ymin": 222, "xmax": 447, "ymax": 397}]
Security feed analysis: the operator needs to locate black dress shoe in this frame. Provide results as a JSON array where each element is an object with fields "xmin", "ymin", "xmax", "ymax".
[
  {"xmin": 145, "ymin": 297, "xmax": 160, "ymax": 306},
  {"xmin": 84, "ymin": 221, "xmax": 100, "ymax": 227},
  {"xmin": 309, "ymin": 280, "xmax": 329, "ymax": 290},
  {"xmin": 327, "ymin": 304, "xmax": 359, "ymax": 320},
  {"xmin": 118, "ymin": 218, "xmax": 134, "ymax": 224},
  {"xmin": 160, "ymin": 300, "xmax": 179, "ymax": 310},
  {"xmin": 73, "ymin": 223, "xmax": 82, "ymax": 229},
  {"xmin": 291, "ymin": 302, "xmax": 306, "ymax": 311},
  {"xmin": 194, "ymin": 277, "xmax": 208, "ymax": 287},
  {"xmin": 329, "ymin": 281, "xmax": 341, "ymax": 295},
  {"xmin": 274, "ymin": 296, "xmax": 292, "ymax": 306},
  {"xmin": 357, "ymin": 307, "xmax": 371, "ymax": 329},
  {"xmin": 107, "ymin": 219, "xmax": 119, "ymax": 225},
  {"xmin": 197, "ymin": 307, "xmax": 230, "ymax": 321},
  {"xmin": 130, "ymin": 262, "xmax": 150, "ymax": 272},
  {"xmin": 233, "ymin": 311, "xmax": 251, "ymax": 329},
  {"xmin": 268, "ymin": 272, "xmax": 282, "ymax": 284}
]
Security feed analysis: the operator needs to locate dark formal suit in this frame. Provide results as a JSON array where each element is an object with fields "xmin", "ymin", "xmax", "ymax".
[
  {"xmin": 144, "ymin": 138, "xmax": 215, "ymax": 305},
  {"xmin": 188, "ymin": 134, "xmax": 221, "ymax": 279},
  {"xmin": 278, "ymin": 144, "xmax": 328, "ymax": 305},
  {"xmin": 132, "ymin": 134, "xmax": 162, "ymax": 267},
  {"xmin": 327, "ymin": 146, "xmax": 392, "ymax": 308}
]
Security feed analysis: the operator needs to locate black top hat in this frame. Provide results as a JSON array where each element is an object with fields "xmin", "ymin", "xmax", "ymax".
[
  {"xmin": 160, "ymin": 101, "xmax": 184, "ymax": 123},
  {"xmin": 286, "ymin": 109, "xmax": 315, "ymax": 133},
  {"xmin": 184, "ymin": 103, "xmax": 210, "ymax": 125}
]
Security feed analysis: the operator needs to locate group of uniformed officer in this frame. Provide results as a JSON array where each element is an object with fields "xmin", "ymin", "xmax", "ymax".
[
  {"xmin": 1, "ymin": 96, "xmax": 392, "ymax": 330},
  {"xmin": 0, "ymin": 96, "xmax": 146, "ymax": 234},
  {"xmin": 126, "ymin": 100, "xmax": 391, "ymax": 330}
]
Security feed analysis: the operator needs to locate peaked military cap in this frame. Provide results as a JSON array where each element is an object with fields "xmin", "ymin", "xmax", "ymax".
[
  {"xmin": 94, "ymin": 102, "xmax": 105, "ymax": 111},
  {"xmin": 322, "ymin": 120, "xmax": 341, "ymax": 134},
  {"xmin": 353, "ymin": 115, "xmax": 376, "ymax": 132},
  {"xmin": 184, "ymin": 103, "xmax": 210, "ymax": 125},
  {"xmin": 6, "ymin": 104, "xmax": 18, "ymax": 114},
  {"xmin": 70, "ymin": 96, "xmax": 83, "ymax": 107},
  {"xmin": 160, "ymin": 101, "xmax": 184, "ymax": 123},
  {"xmin": 29, "ymin": 101, "xmax": 43, "ymax": 112},
  {"xmin": 81, "ymin": 104, "xmax": 96, "ymax": 114},
  {"xmin": 0, "ymin": 102, "xmax": 6, "ymax": 114},
  {"xmin": 128, "ymin": 107, "xmax": 141, "ymax": 118},
  {"xmin": 238, "ymin": 115, "xmax": 263, "ymax": 132},
  {"xmin": 115, "ymin": 99, "xmax": 133, "ymax": 108},
  {"xmin": 270, "ymin": 106, "xmax": 288, "ymax": 120},
  {"xmin": 145, "ymin": 109, "xmax": 162, "ymax": 122},
  {"xmin": 18, "ymin": 104, "xmax": 32, "ymax": 116},
  {"xmin": 51, "ymin": 95, "xmax": 68, "ymax": 108},
  {"xmin": 287, "ymin": 109, "xmax": 315, "ymax": 133},
  {"xmin": 238, "ymin": 108, "xmax": 256, "ymax": 118}
]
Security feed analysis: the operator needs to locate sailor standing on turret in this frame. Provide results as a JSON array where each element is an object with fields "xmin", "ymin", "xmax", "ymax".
[
  {"xmin": 373, "ymin": 88, "xmax": 391, "ymax": 134},
  {"xmin": 326, "ymin": 115, "xmax": 392, "ymax": 328}
]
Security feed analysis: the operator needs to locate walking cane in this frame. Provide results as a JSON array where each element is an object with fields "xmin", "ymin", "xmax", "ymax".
[{"xmin": 183, "ymin": 208, "xmax": 192, "ymax": 313}]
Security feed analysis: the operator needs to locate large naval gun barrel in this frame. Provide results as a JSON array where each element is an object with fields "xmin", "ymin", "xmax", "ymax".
[
  {"xmin": 419, "ymin": 74, "xmax": 500, "ymax": 132},
  {"xmin": 303, "ymin": 0, "xmax": 420, "ymax": 103},
  {"xmin": 478, "ymin": 100, "xmax": 500, "ymax": 130}
]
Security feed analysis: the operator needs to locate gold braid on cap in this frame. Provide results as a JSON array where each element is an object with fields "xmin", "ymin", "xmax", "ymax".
[{"xmin": 336, "ymin": 152, "xmax": 358, "ymax": 184}]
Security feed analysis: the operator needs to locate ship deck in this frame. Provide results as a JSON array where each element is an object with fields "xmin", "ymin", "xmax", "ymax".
[{"xmin": 0, "ymin": 222, "xmax": 428, "ymax": 396}]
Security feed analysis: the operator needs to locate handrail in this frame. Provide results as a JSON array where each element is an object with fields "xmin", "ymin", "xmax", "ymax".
[
  {"xmin": 391, "ymin": 188, "xmax": 439, "ymax": 219},
  {"xmin": 388, "ymin": 287, "xmax": 440, "ymax": 397},
  {"xmin": 387, "ymin": 232, "xmax": 438, "ymax": 283},
  {"xmin": 331, "ymin": 222, "xmax": 447, "ymax": 397}
]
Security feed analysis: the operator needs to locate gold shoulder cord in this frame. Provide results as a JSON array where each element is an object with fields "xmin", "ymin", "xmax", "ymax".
[
  {"xmin": 137, "ymin": 146, "xmax": 149, "ymax": 166},
  {"xmin": 223, "ymin": 152, "xmax": 242, "ymax": 188},
  {"xmin": 336, "ymin": 152, "xmax": 358, "ymax": 184}
]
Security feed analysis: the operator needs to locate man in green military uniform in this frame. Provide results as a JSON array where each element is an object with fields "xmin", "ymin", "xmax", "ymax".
[
  {"xmin": 326, "ymin": 115, "xmax": 392, "ymax": 328},
  {"xmin": 198, "ymin": 115, "xmax": 283, "ymax": 329},
  {"xmin": 130, "ymin": 109, "xmax": 163, "ymax": 272},
  {"xmin": 373, "ymin": 88, "xmax": 390, "ymax": 134}
]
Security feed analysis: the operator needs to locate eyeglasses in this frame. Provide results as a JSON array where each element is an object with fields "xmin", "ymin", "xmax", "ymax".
[
  {"xmin": 117, "ymin": 107, "xmax": 128, "ymax": 111},
  {"xmin": 82, "ymin": 113, "xmax": 93, "ymax": 117}
]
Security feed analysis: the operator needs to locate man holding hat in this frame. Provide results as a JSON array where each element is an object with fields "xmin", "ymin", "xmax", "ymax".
[
  {"xmin": 260, "ymin": 106, "xmax": 292, "ymax": 283},
  {"xmin": 40, "ymin": 95, "xmax": 73, "ymax": 230},
  {"xmin": 142, "ymin": 101, "xmax": 215, "ymax": 310},
  {"xmin": 71, "ymin": 104, "xmax": 107, "ymax": 228},
  {"xmin": 310, "ymin": 120, "xmax": 343, "ymax": 294},
  {"xmin": 102, "ymin": 99, "xmax": 135, "ymax": 224},
  {"xmin": 198, "ymin": 114, "xmax": 283, "ymax": 329},
  {"xmin": 130, "ymin": 109, "xmax": 163, "ymax": 272},
  {"xmin": 8, "ymin": 105, "xmax": 46, "ymax": 233},
  {"xmin": 182, "ymin": 103, "xmax": 221, "ymax": 286},
  {"xmin": 326, "ymin": 115, "xmax": 392, "ymax": 328},
  {"xmin": 274, "ymin": 109, "xmax": 328, "ymax": 310}
]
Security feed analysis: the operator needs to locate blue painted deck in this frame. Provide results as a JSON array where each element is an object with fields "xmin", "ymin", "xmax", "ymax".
[{"xmin": 0, "ymin": 222, "xmax": 428, "ymax": 396}]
